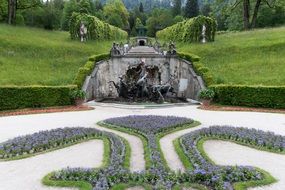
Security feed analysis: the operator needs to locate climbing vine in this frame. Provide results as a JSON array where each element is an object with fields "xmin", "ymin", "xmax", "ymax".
[
  {"xmin": 156, "ymin": 16, "xmax": 217, "ymax": 43},
  {"xmin": 69, "ymin": 12, "xmax": 128, "ymax": 40}
]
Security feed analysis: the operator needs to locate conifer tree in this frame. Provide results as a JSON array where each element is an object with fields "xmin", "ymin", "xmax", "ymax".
[{"xmin": 184, "ymin": 0, "xmax": 199, "ymax": 18}]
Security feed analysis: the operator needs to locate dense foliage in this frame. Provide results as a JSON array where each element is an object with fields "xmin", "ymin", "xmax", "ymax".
[
  {"xmin": 211, "ymin": 85, "xmax": 285, "ymax": 109},
  {"xmin": 69, "ymin": 12, "xmax": 127, "ymax": 40},
  {"xmin": 157, "ymin": 16, "xmax": 217, "ymax": 42},
  {"xmin": 0, "ymin": 86, "xmax": 76, "ymax": 111}
]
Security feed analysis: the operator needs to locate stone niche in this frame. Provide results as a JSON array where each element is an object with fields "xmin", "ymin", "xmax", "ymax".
[{"xmin": 82, "ymin": 56, "xmax": 205, "ymax": 102}]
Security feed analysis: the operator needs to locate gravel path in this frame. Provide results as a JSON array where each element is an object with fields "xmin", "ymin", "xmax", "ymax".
[
  {"xmin": 0, "ymin": 140, "xmax": 104, "ymax": 190},
  {"xmin": 95, "ymin": 124, "xmax": 145, "ymax": 172},
  {"xmin": 160, "ymin": 124, "xmax": 207, "ymax": 172},
  {"xmin": 0, "ymin": 105, "xmax": 284, "ymax": 189},
  {"xmin": 204, "ymin": 140, "xmax": 285, "ymax": 190}
]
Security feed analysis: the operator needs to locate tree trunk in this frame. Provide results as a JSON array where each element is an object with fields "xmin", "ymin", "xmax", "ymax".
[
  {"xmin": 243, "ymin": 0, "xmax": 250, "ymax": 30},
  {"xmin": 8, "ymin": 0, "xmax": 16, "ymax": 24},
  {"xmin": 251, "ymin": 0, "xmax": 262, "ymax": 28}
]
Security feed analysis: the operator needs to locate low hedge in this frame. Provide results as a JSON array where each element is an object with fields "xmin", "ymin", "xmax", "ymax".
[
  {"xmin": 0, "ymin": 86, "xmax": 76, "ymax": 111},
  {"xmin": 73, "ymin": 53, "xmax": 110, "ymax": 88},
  {"xmin": 177, "ymin": 52, "xmax": 213, "ymax": 86},
  {"xmin": 211, "ymin": 85, "xmax": 285, "ymax": 109}
]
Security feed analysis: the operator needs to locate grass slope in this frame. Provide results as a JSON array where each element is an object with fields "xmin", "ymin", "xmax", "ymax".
[
  {"xmin": 0, "ymin": 24, "xmax": 112, "ymax": 86},
  {"xmin": 177, "ymin": 27, "xmax": 285, "ymax": 86}
]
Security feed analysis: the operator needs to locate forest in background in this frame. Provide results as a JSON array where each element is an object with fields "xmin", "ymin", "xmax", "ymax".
[{"xmin": 0, "ymin": 0, "xmax": 285, "ymax": 36}]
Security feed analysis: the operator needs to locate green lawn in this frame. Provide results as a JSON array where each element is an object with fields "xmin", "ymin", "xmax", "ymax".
[
  {"xmin": 177, "ymin": 27, "xmax": 285, "ymax": 86},
  {"xmin": 0, "ymin": 24, "xmax": 113, "ymax": 86}
]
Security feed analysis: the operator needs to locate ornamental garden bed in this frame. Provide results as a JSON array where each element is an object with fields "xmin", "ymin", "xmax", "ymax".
[{"xmin": 1, "ymin": 115, "xmax": 283, "ymax": 189}]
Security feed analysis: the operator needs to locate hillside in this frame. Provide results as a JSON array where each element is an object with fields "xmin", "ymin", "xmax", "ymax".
[
  {"xmin": 177, "ymin": 26, "xmax": 285, "ymax": 86},
  {"xmin": 0, "ymin": 24, "xmax": 112, "ymax": 86}
]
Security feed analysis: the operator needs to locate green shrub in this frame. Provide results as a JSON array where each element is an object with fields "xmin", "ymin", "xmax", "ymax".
[
  {"xmin": 69, "ymin": 12, "xmax": 128, "ymax": 41},
  {"xmin": 211, "ymin": 85, "xmax": 285, "ymax": 109},
  {"xmin": 73, "ymin": 53, "xmax": 110, "ymax": 88},
  {"xmin": 199, "ymin": 89, "xmax": 215, "ymax": 100},
  {"xmin": 157, "ymin": 16, "xmax": 217, "ymax": 43},
  {"xmin": 70, "ymin": 89, "xmax": 86, "ymax": 100},
  {"xmin": 177, "ymin": 52, "xmax": 201, "ymax": 62},
  {"xmin": 0, "ymin": 86, "xmax": 76, "ymax": 111}
]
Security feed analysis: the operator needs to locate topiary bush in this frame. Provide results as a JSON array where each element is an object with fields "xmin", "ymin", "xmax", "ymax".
[
  {"xmin": 69, "ymin": 12, "xmax": 128, "ymax": 40},
  {"xmin": 156, "ymin": 16, "xmax": 217, "ymax": 43},
  {"xmin": 211, "ymin": 85, "xmax": 285, "ymax": 109},
  {"xmin": 0, "ymin": 86, "xmax": 76, "ymax": 111}
]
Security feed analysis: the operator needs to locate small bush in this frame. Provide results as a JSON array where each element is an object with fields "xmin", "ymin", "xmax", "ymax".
[
  {"xmin": 0, "ymin": 86, "xmax": 76, "ymax": 111},
  {"xmin": 211, "ymin": 85, "xmax": 285, "ymax": 109},
  {"xmin": 199, "ymin": 89, "xmax": 215, "ymax": 100},
  {"xmin": 70, "ymin": 89, "xmax": 86, "ymax": 100}
]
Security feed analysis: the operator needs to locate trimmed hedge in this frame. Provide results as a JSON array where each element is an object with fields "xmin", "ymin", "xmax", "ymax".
[
  {"xmin": 177, "ymin": 52, "xmax": 213, "ymax": 86},
  {"xmin": 211, "ymin": 85, "xmax": 285, "ymax": 109},
  {"xmin": 69, "ymin": 12, "xmax": 128, "ymax": 40},
  {"xmin": 73, "ymin": 53, "xmax": 110, "ymax": 88},
  {"xmin": 0, "ymin": 86, "xmax": 76, "ymax": 111},
  {"xmin": 156, "ymin": 16, "xmax": 217, "ymax": 43}
]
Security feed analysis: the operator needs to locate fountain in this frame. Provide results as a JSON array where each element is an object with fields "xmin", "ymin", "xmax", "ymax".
[{"xmin": 82, "ymin": 39, "xmax": 206, "ymax": 105}]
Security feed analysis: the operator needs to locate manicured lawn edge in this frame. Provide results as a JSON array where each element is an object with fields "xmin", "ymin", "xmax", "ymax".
[
  {"xmin": 173, "ymin": 138, "xmax": 194, "ymax": 170},
  {"xmin": 196, "ymin": 137, "xmax": 277, "ymax": 190},
  {"xmin": 42, "ymin": 136, "xmax": 111, "ymax": 189},
  {"xmin": 97, "ymin": 121, "xmax": 152, "ymax": 170},
  {"xmin": 42, "ymin": 173, "xmax": 93, "ymax": 190},
  {"xmin": 111, "ymin": 183, "xmax": 152, "ymax": 190},
  {"xmin": 172, "ymin": 183, "xmax": 208, "ymax": 190},
  {"xmin": 156, "ymin": 121, "xmax": 201, "ymax": 171}
]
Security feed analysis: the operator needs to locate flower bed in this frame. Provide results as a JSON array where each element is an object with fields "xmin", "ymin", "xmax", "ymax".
[
  {"xmin": 0, "ymin": 127, "xmax": 104, "ymax": 159},
  {"xmin": 3, "ymin": 116, "xmax": 281, "ymax": 190},
  {"xmin": 104, "ymin": 115, "xmax": 193, "ymax": 134},
  {"xmin": 179, "ymin": 126, "xmax": 280, "ymax": 189}
]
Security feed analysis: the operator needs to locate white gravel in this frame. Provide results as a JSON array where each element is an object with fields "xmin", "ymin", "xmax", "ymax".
[
  {"xmin": 0, "ymin": 105, "xmax": 284, "ymax": 189},
  {"xmin": 160, "ymin": 124, "xmax": 208, "ymax": 172},
  {"xmin": 95, "ymin": 124, "xmax": 145, "ymax": 172},
  {"xmin": 204, "ymin": 140, "xmax": 285, "ymax": 190},
  {"xmin": 0, "ymin": 140, "xmax": 104, "ymax": 190}
]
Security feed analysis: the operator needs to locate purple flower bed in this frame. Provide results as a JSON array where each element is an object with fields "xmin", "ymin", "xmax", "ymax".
[
  {"xmin": 180, "ymin": 126, "xmax": 285, "ymax": 189},
  {"xmin": 4, "ymin": 116, "xmax": 281, "ymax": 190},
  {"xmin": 0, "ymin": 127, "xmax": 104, "ymax": 159},
  {"xmin": 103, "ymin": 115, "xmax": 193, "ymax": 134}
]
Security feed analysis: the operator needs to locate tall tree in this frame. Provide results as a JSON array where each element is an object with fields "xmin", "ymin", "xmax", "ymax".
[
  {"xmin": 231, "ymin": 0, "xmax": 276, "ymax": 30},
  {"xmin": 7, "ymin": 0, "xmax": 41, "ymax": 24},
  {"xmin": 139, "ymin": 2, "xmax": 144, "ymax": 12},
  {"xmin": 184, "ymin": 0, "xmax": 199, "ymax": 18},
  {"xmin": 172, "ymin": 0, "xmax": 181, "ymax": 16},
  {"xmin": 103, "ymin": 0, "xmax": 129, "ymax": 29}
]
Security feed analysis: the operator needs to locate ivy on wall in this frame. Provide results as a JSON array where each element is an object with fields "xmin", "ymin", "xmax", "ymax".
[
  {"xmin": 156, "ymin": 16, "xmax": 217, "ymax": 43},
  {"xmin": 69, "ymin": 13, "xmax": 128, "ymax": 40}
]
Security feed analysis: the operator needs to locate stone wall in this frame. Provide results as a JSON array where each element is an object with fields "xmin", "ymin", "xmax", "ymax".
[{"xmin": 82, "ymin": 56, "xmax": 205, "ymax": 101}]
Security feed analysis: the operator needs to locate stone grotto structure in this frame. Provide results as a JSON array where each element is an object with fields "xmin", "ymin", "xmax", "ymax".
[{"xmin": 82, "ymin": 39, "xmax": 205, "ymax": 103}]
